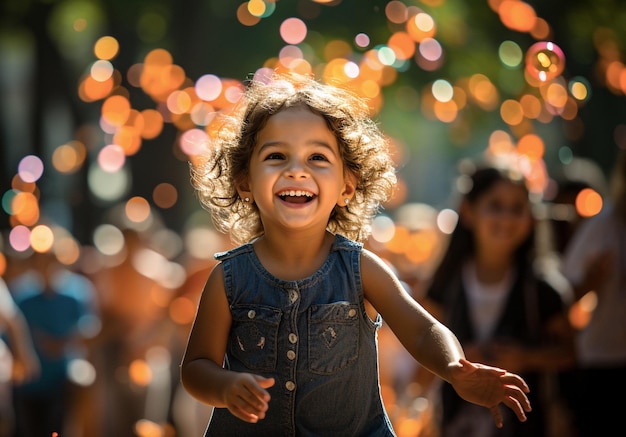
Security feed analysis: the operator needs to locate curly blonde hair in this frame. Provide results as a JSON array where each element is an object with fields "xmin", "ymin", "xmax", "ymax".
[{"xmin": 190, "ymin": 73, "xmax": 397, "ymax": 245}]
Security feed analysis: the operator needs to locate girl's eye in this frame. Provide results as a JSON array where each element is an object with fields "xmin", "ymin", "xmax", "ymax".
[
  {"xmin": 481, "ymin": 201, "xmax": 528, "ymax": 217},
  {"xmin": 265, "ymin": 152, "xmax": 284, "ymax": 160},
  {"xmin": 310, "ymin": 154, "xmax": 328, "ymax": 162}
]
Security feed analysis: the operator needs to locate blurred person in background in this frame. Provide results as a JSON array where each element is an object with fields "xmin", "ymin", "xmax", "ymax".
[
  {"xmin": 541, "ymin": 157, "xmax": 608, "ymax": 437},
  {"xmin": 0, "ymin": 276, "xmax": 40, "ymax": 437},
  {"xmin": 88, "ymin": 222, "xmax": 216, "ymax": 436},
  {"xmin": 89, "ymin": 227, "xmax": 173, "ymax": 436},
  {"xmin": 8, "ymin": 251, "xmax": 98, "ymax": 437},
  {"xmin": 560, "ymin": 148, "xmax": 626, "ymax": 437},
  {"xmin": 414, "ymin": 159, "xmax": 576, "ymax": 437}
]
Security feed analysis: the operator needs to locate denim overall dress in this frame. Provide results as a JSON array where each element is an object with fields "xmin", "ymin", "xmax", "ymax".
[{"xmin": 204, "ymin": 234, "xmax": 396, "ymax": 436}]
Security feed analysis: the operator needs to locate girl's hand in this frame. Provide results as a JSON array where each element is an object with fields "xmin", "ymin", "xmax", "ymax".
[
  {"xmin": 449, "ymin": 358, "xmax": 531, "ymax": 428},
  {"xmin": 222, "ymin": 373, "xmax": 275, "ymax": 423}
]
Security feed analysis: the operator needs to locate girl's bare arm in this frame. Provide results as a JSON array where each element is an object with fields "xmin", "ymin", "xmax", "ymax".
[
  {"xmin": 361, "ymin": 249, "xmax": 531, "ymax": 427},
  {"xmin": 361, "ymin": 249, "xmax": 465, "ymax": 380},
  {"xmin": 180, "ymin": 264, "xmax": 274, "ymax": 422},
  {"xmin": 180, "ymin": 263, "xmax": 234, "ymax": 407}
]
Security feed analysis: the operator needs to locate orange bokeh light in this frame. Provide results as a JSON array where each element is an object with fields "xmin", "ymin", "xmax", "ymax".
[
  {"xmin": 388, "ymin": 32, "xmax": 416, "ymax": 61},
  {"xmin": 125, "ymin": 197, "xmax": 151, "ymax": 223},
  {"xmin": 94, "ymin": 36, "xmax": 119, "ymax": 60},
  {"xmin": 517, "ymin": 133, "xmax": 545, "ymax": 162},
  {"xmin": 129, "ymin": 359, "xmax": 152, "ymax": 386},
  {"xmin": 498, "ymin": 0, "xmax": 537, "ymax": 33},
  {"xmin": 102, "ymin": 95, "xmax": 131, "ymax": 127},
  {"xmin": 575, "ymin": 188, "xmax": 603, "ymax": 217}
]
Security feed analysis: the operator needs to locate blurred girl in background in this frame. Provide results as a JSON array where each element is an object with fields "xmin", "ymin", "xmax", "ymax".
[{"xmin": 415, "ymin": 159, "xmax": 575, "ymax": 437}]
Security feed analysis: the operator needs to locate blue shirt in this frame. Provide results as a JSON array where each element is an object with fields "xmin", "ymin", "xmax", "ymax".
[
  {"xmin": 11, "ymin": 269, "xmax": 97, "ymax": 394},
  {"xmin": 205, "ymin": 234, "xmax": 396, "ymax": 437}
]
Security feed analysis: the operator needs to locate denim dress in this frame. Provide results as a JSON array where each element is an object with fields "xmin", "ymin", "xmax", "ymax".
[{"xmin": 205, "ymin": 234, "xmax": 396, "ymax": 437}]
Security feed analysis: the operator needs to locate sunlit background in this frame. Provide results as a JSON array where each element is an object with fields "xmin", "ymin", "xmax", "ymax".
[{"xmin": 0, "ymin": 0, "xmax": 625, "ymax": 436}]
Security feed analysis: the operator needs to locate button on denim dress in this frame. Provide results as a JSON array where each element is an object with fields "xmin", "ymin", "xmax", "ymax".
[{"xmin": 205, "ymin": 234, "xmax": 396, "ymax": 437}]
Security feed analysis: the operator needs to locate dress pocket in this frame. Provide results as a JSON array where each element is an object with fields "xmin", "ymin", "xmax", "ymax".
[
  {"xmin": 229, "ymin": 304, "xmax": 282, "ymax": 371},
  {"xmin": 308, "ymin": 302, "xmax": 359, "ymax": 375}
]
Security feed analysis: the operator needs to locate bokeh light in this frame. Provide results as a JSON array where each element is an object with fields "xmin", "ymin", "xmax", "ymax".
[
  {"xmin": 195, "ymin": 74, "xmax": 222, "ymax": 101},
  {"xmin": 280, "ymin": 18, "xmax": 307, "ymax": 45},
  {"xmin": 179, "ymin": 128, "xmax": 209, "ymax": 156},
  {"xmin": 10, "ymin": 191, "xmax": 40, "ymax": 227},
  {"xmin": 90, "ymin": 59, "xmax": 114, "ymax": 82},
  {"xmin": 152, "ymin": 183, "xmax": 178, "ymax": 209},
  {"xmin": 371, "ymin": 215, "xmax": 396, "ymax": 244},
  {"xmin": 237, "ymin": 3, "xmax": 261, "ymax": 26},
  {"xmin": 386, "ymin": 1, "xmax": 408, "ymax": 24},
  {"xmin": 93, "ymin": 224, "xmax": 124, "ymax": 256},
  {"xmin": 129, "ymin": 359, "xmax": 152, "ymax": 386},
  {"xmin": 498, "ymin": 0, "xmax": 537, "ymax": 33},
  {"xmin": 94, "ymin": 35, "xmax": 119, "ymax": 60},
  {"xmin": 500, "ymin": 99, "xmax": 524, "ymax": 126},
  {"xmin": 575, "ymin": 188, "xmax": 603, "ymax": 217},
  {"xmin": 9, "ymin": 225, "xmax": 31, "ymax": 252},
  {"xmin": 499, "ymin": 40, "xmax": 523, "ymax": 68},
  {"xmin": 355, "ymin": 33, "xmax": 370, "ymax": 48},
  {"xmin": 68, "ymin": 358, "xmax": 97, "ymax": 387},
  {"xmin": 436, "ymin": 209, "xmax": 458, "ymax": 235},
  {"xmin": 52, "ymin": 141, "xmax": 87, "ymax": 174},
  {"xmin": 88, "ymin": 162, "xmax": 130, "ymax": 202},
  {"xmin": 17, "ymin": 155, "xmax": 44, "ymax": 183},
  {"xmin": 102, "ymin": 95, "xmax": 131, "ymax": 127},
  {"xmin": 407, "ymin": 12, "xmax": 436, "ymax": 43},
  {"xmin": 98, "ymin": 145, "xmax": 126, "ymax": 173},
  {"xmin": 125, "ymin": 197, "xmax": 151, "ymax": 224},
  {"xmin": 525, "ymin": 41, "xmax": 565, "ymax": 82},
  {"xmin": 30, "ymin": 225, "xmax": 54, "ymax": 253},
  {"xmin": 517, "ymin": 133, "xmax": 545, "ymax": 162},
  {"xmin": 569, "ymin": 76, "xmax": 591, "ymax": 102}
]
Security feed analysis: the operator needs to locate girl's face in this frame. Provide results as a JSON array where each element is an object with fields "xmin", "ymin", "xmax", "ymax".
[
  {"xmin": 462, "ymin": 179, "xmax": 533, "ymax": 257},
  {"xmin": 239, "ymin": 105, "xmax": 355, "ymax": 236}
]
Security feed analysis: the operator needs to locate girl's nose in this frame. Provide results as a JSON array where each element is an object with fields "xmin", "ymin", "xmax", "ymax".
[{"xmin": 284, "ymin": 160, "xmax": 308, "ymax": 179}]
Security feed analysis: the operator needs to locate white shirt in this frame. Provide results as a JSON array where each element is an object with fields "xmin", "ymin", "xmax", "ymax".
[{"xmin": 463, "ymin": 261, "xmax": 513, "ymax": 344}]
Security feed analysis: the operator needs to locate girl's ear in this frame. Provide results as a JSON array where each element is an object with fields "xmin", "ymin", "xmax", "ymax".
[
  {"xmin": 236, "ymin": 178, "xmax": 253, "ymax": 203},
  {"xmin": 338, "ymin": 173, "xmax": 357, "ymax": 206}
]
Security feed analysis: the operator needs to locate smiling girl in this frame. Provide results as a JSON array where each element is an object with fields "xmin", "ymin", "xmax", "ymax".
[{"xmin": 180, "ymin": 73, "xmax": 531, "ymax": 436}]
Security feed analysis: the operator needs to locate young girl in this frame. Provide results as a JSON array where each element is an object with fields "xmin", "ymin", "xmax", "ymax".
[
  {"xmin": 416, "ymin": 161, "xmax": 575, "ymax": 437},
  {"xmin": 180, "ymin": 74, "xmax": 531, "ymax": 436}
]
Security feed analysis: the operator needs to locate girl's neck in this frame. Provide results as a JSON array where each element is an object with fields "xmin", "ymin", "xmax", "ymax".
[
  {"xmin": 253, "ymin": 230, "xmax": 335, "ymax": 280},
  {"xmin": 471, "ymin": 251, "xmax": 514, "ymax": 284}
]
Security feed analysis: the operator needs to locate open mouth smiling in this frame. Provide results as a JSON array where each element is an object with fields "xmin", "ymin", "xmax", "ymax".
[{"xmin": 277, "ymin": 190, "xmax": 316, "ymax": 204}]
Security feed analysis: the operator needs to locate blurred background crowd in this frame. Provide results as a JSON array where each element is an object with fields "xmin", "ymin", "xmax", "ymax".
[{"xmin": 1, "ymin": 0, "xmax": 625, "ymax": 436}]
